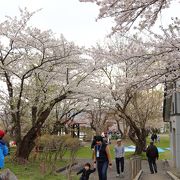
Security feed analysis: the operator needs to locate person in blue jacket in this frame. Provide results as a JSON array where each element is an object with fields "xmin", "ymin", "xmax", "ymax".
[{"xmin": 0, "ymin": 130, "xmax": 9, "ymax": 169}]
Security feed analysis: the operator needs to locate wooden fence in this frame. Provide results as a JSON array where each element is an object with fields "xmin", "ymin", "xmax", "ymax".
[{"xmin": 130, "ymin": 156, "xmax": 142, "ymax": 179}]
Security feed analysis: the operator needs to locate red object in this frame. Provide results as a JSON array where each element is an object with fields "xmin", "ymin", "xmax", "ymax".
[
  {"xmin": 0, "ymin": 130, "xmax": 5, "ymax": 137},
  {"xmin": 12, "ymin": 141, "xmax": 16, "ymax": 145}
]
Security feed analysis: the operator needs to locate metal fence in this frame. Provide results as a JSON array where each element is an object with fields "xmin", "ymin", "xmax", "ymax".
[{"xmin": 130, "ymin": 156, "xmax": 142, "ymax": 180}]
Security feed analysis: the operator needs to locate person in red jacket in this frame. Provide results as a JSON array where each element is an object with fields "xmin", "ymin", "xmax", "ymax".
[{"xmin": 146, "ymin": 141, "xmax": 159, "ymax": 174}]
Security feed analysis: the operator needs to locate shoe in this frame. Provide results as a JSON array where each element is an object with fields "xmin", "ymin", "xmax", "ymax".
[
  {"xmin": 116, "ymin": 174, "xmax": 120, "ymax": 177},
  {"xmin": 121, "ymin": 172, "xmax": 124, "ymax": 177},
  {"xmin": 151, "ymin": 172, "xmax": 154, "ymax": 174},
  {"xmin": 155, "ymin": 170, "xmax": 157, "ymax": 173}
]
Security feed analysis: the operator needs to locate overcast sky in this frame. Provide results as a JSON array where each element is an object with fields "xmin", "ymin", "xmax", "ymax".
[
  {"xmin": 0, "ymin": 0, "xmax": 114, "ymax": 47},
  {"xmin": 0, "ymin": 0, "xmax": 179, "ymax": 47}
]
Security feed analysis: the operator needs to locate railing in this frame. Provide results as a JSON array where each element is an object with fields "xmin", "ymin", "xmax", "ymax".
[{"xmin": 130, "ymin": 156, "xmax": 142, "ymax": 180}]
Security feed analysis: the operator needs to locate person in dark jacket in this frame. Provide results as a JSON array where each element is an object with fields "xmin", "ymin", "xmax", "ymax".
[
  {"xmin": 0, "ymin": 130, "xmax": 9, "ymax": 169},
  {"xmin": 77, "ymin": 163, "xmax": 96, "ymax": 180},
  {"xmin": 93, "ymin": 136, "xmax": 112, "ymax": 180},
  {"xmin": 154, "ymin": 133, "xmax": 157, "ymax": 143},
  {"xmin": 146, "ymin": 141, "xmax": 159, "ymax": 174},
  {"xmin": 151, "ymin": 133, "xmax": 155, "ymax": 142}
]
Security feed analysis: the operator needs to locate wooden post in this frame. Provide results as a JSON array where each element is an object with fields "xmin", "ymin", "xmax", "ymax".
[
  {"xmin": 130, "ymin": 156, "xmax": 142, "ymax": 179},
  {"xmin": 77, "ymin": 124, "xmax": 80, "ymax": 138},
  {"xmin": 71, "ymin": 124, "xmax": 74, "ymax": 137}
]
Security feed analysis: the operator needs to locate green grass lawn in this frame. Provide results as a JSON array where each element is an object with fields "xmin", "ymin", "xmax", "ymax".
[
  {"xmin": 2, "ymin": 157, "xmax": 68, "ymax": 180},
  {"xmin": 69, "ymin": 134, "xmax": 171, "ymax": 160},
  {"xmin": 1, "ymin": 134, "xmax": 170, "ymax": 179}
]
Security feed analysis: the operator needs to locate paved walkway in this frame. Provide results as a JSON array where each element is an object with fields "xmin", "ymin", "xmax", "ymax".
[
  {"xmin": 71, "ymin": 159, "xmax": 131, "ymax": 180},
  {"xmin": 140, "ymin": 160, "xmax": 171, "ymax": 180},
  {"xmin": 89, "ymin": 160, "xmax": 131, "ymax": 180},
  {"xmin": 63, "ymin": 159, "xmax": 171, "ymax": 180}
]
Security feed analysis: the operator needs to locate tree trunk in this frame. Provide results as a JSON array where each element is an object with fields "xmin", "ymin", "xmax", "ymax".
[
  {"xmin": 65, "ymin": 126, "xmax": 69, "ymax": 134},
  {"xmin": 90, "ymin": 123, "xmax": 96, "ymax": 133},
  {"xmin": 134, "ymin": 132, "xmax": 146, "ymax": 155},
  {"xmin": 16, "ymin": 115, "xmax": 48, "ymax": 160},
  {"xmin": 135, "ymin": 141, "xmax": 146, "ymax": 154},
  {"xmin": 123, "ymin": 121, "xmax": 129, "ymax": 139},
  {"xmin": 129, "ymin": 127, "xmax": 146, "ymax": 154},
  {"xmin": 15, "ymin": 92, "xmax": 70, "ymax": 160},
  {"xmin": 116, "ymin": 120, "xmax": 124, "ymax": 138},
  {"xmin": 16, "ymin": 128, "xmax": 37, "ymax": 160}
]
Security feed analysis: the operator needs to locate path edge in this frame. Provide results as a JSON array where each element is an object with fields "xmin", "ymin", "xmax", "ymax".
[
  {"xmin": 167, "ymin": 171, "xmax": 180, "ymax": 180},
  {"xmin": 133, "ymin": 170, "xmax": 143, "ymax": 180}
]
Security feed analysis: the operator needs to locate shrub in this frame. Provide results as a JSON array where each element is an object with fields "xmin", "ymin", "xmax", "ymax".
[{"xmin": 31, "ymin": 134, "xmax": 81, "ymax": 176}]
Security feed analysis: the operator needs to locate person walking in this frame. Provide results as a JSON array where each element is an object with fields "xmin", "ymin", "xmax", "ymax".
[
  {"xmin": 146, "ymin": 141, "xmax": 159, "ymax": 174},
  {"xmin": 77, "ymin": 162, "xmax": 96, "ymax": 180},
  {"xmin": 114, "ymin": 139, "xmax": 125, "ymax": 177},
  {"xmin": 93, "ymin": 136, "xmax": 112, "ymax": 180},
  {"xmin": 151, "ymin": 133, "xmax": 155, "ymax": 142},
  {"xmin": 0, "ymin": 130, "xmax": 9, "ymax": 169},
  {"xmin": 154, "ymin": 133, "xmax": 157, "ymax": 143}
]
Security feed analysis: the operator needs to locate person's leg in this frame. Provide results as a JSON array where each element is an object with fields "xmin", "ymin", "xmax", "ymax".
[
  {"xmin": 115, "ymin": 158, "xmax": 120, "ymax": 174},
  {"xmin": 120, "ymin": 157, "xmax": 124, "ymax": 173},
  {"xmin": 101, "ymin": 161, "xmax": 108, "ymax": 180},
  {"xmin": 97, "ymin": 161, "xmax": 103, "ymax": 180},
  {"xmin": 152, "ymin": 158, "xmax": 157, "ymax": 173},
  {"xmin": 148, "ymin": 158, "xmax": 154, "ymax": 173}
]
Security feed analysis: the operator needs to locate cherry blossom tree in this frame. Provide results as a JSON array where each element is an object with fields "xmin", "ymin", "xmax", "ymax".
[
  {"xmin": 50, "ymin": 99, "xmax": 87, "ymax": 135},
  {"xmin": 85, "ymin": 37, "xmax": 164, "ymax": 153},
  {"xmin": 0, "ymin": 9, "xmax": 92, "ymax": 160},
  {"xmin": 80, "ymin": 0, "xmax": 174, "ymax": 32},
  {"xmin": 85, "ymin": 98, "xmax": 112, "ymax": 135},
  {"xmin": 79, "ymin": 0, "xmax": 180, "ymax": 84},
  {"xmin": 80, "ymin": 0, "xmax": 180, "ymax": 154}
]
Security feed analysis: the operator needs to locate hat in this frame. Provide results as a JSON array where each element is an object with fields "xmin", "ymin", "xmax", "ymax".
[
  {"xmin": 117, "ymin": 139, "xmax": 122, "ymax": 142},
  {"xmin": 0, "ymin": 130, "xmax": 5, "ymax": 137}
]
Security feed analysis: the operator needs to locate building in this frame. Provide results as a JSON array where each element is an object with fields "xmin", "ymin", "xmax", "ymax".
[{"xmin": 163, "ymin": 81, "xmax": 180, "ymax": 169}]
